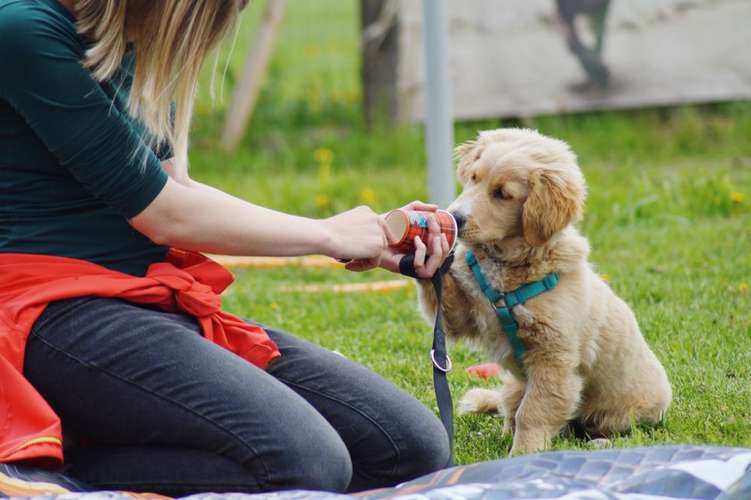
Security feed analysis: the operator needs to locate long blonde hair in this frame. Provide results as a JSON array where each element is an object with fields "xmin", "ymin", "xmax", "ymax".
[{"xmin": 75, "ymin": 0, "xmax": 244, "ymax": 181}]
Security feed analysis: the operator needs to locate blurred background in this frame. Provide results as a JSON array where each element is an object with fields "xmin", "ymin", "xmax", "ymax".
[
  {"xmin": 192, "ymin": 0, "xmax": 750, "ymax": 460},
  {"xmin": 192, "ymin": 0, "xmax": 751, "ymax": 223}
]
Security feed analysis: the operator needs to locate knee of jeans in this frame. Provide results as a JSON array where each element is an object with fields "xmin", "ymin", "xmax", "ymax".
[
  {"xmin": 272, "ymin": 428, "xmax": 353, "ymax": 492},
  {"xmin": 396, "ymin": 413, "xmax": 451, "ymax": 479}
]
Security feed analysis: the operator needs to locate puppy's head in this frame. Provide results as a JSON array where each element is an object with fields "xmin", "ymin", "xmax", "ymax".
[{"xmin": 448, "ymin": 128, "xmax": 586, "ymax": 248}]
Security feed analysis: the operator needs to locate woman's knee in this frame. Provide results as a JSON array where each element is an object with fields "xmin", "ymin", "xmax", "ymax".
[
  {"xmin": 269, "ymin": 425, "xmax": 352, "ymax": 492},
  {"xmin": 392, "ymin": 404, "xmax": 451, "ymax": 480}
]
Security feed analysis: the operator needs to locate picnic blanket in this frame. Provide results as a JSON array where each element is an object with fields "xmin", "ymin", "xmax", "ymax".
[{"xmin": 3, "ymin": 445, "xmax": 750, "ymax": 499}]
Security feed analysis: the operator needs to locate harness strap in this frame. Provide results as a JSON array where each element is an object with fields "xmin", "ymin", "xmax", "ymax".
[
  {"xmin": 504, "ymin": 273, "xmax": 560, "ymax": 308},
  {"xmin": 466, "ymin": 251, "xmax": 503, "ymax": 303},
  {"xmin": 465, "ymin": 250, "xmax": 559, "ymax": 364},
  {"xmin": 399, "ymin": 252, "xmax": 455, "ymax": 466}
]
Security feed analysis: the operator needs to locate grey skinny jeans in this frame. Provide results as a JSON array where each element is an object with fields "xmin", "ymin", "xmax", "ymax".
[{"xmin": 23, "ymin": 297, "xmax": 450, "ymax": 497}]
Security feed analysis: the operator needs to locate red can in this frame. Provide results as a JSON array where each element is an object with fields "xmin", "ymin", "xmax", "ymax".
[{"xmin": 385, "ymin": 209, "xmax": 458, "ymax": 254}]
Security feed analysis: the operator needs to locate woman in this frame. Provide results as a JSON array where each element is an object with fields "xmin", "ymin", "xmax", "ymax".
[{"xmin": 0, "ymin": 0, "xmax": 451, "ymax": 496}]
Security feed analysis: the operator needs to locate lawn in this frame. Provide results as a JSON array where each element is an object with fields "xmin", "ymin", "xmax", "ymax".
[{"xmin": 189, "ymin": 1, "xmax": 751, "ymax": 463}]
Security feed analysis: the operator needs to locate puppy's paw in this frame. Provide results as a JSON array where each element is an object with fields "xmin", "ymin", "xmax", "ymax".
[
  {"xmin": 458, "ymin": 388, "xmax": 503, "ymax": 416},
  {"xmin": 501, "ymin": 417, "xmax": 515, "ymax": 436},
  {"xmin": 509, "ymin": 432, "xmax": 547, "ymax": 456},
  {"xmin": 588, "ymin": 438, "xmax": 612, "ymax": 449}
]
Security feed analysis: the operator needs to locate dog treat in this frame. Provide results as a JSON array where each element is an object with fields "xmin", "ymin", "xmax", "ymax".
[{"xmin": 385, "ymin": 209, "xmax": 457, "ymax": 254}]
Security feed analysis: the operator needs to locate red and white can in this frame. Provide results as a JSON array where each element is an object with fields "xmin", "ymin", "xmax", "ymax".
[{"xmin": 385, "ymin": 209, "xmax": 458, "ymax": 254}]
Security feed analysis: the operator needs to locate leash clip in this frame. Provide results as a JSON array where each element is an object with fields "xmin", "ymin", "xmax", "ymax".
[{"xmin": 430, "ymin": 349, "xmax": 453, "ymax": 372}]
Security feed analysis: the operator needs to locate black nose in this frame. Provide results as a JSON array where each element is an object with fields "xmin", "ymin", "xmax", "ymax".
[{"xmin": 451, "ymin": 212, "xmax": 466, "ymax": 235}]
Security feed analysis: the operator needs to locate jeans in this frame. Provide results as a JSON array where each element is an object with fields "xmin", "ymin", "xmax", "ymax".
[{"xmin": 22, "ymin": 297, "xmax": 450, "ymax": 496}]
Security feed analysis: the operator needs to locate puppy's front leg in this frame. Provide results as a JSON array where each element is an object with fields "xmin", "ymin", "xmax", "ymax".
[{"xmin": 511, "ymin": 362, "xmax": 583, "ymax": 455}]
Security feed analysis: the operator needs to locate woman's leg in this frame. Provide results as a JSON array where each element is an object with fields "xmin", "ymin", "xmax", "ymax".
[
  {"xmin": 262, "ymin": 326, "xmax": 451, "ymax": 492},
  {"xmin": 61, "ymin": 446, "xmax": 291, "ymax": 496},
  {"xmin": 23, "ymin": 298, "xmax": 352, "ymax": 496}
]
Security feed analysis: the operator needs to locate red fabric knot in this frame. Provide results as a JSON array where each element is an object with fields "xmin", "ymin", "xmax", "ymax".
[{"xmin": 146, "ymin": 263, "xmax": 222, "ymax": 317}]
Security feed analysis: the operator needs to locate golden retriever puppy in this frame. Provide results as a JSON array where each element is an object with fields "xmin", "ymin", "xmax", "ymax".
[{"xmin": 416, "ymin": 128, "xmax": 671, "ymax": 456}]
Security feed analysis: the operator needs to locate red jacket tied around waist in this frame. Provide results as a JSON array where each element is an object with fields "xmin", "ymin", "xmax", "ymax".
[{"xmin": 0, "ymin": 250, "xmax": 280, "ymax": 465}]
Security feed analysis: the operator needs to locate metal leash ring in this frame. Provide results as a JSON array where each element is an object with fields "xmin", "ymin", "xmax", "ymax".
[{"xmin": 430, "ymin": 349, "xmax": 453, "ymax": 372}]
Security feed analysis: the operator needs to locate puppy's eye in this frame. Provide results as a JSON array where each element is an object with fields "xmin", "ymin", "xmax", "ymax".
[
  {"xmin": 492, "ymin": 186, "xmax": 512, "ymax": 200},
  {"xmin": 471, "ymin": 173, "xmax": 478, "ymax": 183}
]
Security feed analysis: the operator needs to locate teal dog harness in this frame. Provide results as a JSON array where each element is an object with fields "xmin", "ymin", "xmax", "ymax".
[{"xmin": 465, "ymin": 250, "xmax": 560, "ymax": 364}]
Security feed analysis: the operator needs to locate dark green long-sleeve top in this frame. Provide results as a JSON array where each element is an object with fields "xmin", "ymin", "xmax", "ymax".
[{"xmin": 0, "ymin": 0, "xmax": 171, "ymax": 276}]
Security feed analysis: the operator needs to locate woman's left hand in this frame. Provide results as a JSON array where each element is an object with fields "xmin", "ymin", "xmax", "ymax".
[{"xmin": 344, "ymin": 200, "xmax": 451, "ymax": 279}]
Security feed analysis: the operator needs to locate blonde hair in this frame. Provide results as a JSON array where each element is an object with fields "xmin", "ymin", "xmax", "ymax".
[{"xmin": 75, "ymin": 0, "xmax": 243, "ymax": 182}]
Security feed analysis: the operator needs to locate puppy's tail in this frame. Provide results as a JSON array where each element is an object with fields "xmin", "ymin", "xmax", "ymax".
[{"xmin": 458, "ymin": 388, "xmax": 504, "ymax": 415}]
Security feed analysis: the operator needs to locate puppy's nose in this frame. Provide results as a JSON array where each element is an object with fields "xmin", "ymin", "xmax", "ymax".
[{"xmin": 451, "ymin": 212, "xmax": 466, "ymax": 235}]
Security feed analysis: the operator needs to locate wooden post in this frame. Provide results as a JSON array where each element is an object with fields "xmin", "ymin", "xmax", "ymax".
[
  {"xmin": 360, "ymin": 0, "xmax": 399, "ymax": 127},
  {"xmin": 221, "ymin": 0, "xmax": 287, "ymax": 151}
]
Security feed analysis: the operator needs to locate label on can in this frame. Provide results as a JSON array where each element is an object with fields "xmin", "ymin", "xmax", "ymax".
[{"xmin": 385, "ymin": 209, "xmax": 457, "ymax": 254}]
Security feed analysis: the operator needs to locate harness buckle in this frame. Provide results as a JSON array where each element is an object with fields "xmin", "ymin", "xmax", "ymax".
[{"xmin": 430, "ymin": 349, "xmax": 453, "ymax": 372}]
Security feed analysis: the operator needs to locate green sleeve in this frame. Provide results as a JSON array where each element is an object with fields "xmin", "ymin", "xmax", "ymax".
[{"xmin": 0, "ymin": 2, "xmax": 168, "ymax": 218}]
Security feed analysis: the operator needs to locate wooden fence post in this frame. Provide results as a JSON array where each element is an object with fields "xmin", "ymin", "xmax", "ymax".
[{"xmin": 221, "ymin": 0, "xmax": 287, "ymax": 151}]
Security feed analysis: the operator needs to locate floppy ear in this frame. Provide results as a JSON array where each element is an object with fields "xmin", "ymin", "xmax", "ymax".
[
  {"xmin": 522, "ymin": 169, "xmax": 583, "ymax": 246},
  {"xmin": 454, "ymin": 140, "xmax": 478, "ymax": 184}
]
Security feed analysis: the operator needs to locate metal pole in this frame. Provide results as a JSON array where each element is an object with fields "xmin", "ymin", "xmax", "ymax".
[{"xmin": 422, "ymin": 0, "xmax": 455, "ymax": 207}]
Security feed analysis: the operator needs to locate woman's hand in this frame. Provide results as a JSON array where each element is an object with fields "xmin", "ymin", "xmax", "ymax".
[
  {"xmin": 344, "ymin": 200, "xmax": 451, "ymax": 279},
  {"xmin": 320, "ymin": 206, "xmax": 389, "ymax": 262}
]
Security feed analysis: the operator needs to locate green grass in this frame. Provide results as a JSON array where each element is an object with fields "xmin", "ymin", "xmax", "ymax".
[{"xmin": 189, "ymin": 0, "xmax": 751, "ymax": 462}]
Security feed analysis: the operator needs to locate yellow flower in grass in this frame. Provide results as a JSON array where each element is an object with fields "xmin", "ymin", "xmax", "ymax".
[
  {"xmin": 314, "ymin": 147, "xmax": 334, "ymax": 165},
  {"xmin": 739, "ymin": 282, "xmax": 749, "ymax": 294},
  {"xmin": 360, "ymin": 187, "xmax": 377, "ymax": 205},
  {"xmin": 316, "ymin": 194, "xmax": 330, "ymax": 209},
  {"xmin": 730, "ymin": 191, "xmax": 745, "ymax": 203},
  {"xmin": 270, "ymin": 302, "xmax": 279, "ymax": 311}
]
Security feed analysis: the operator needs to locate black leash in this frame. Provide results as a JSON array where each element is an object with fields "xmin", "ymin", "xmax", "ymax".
[{"xmin": 399, "ymin": 252, "xmax": 455, "ymax": 465}]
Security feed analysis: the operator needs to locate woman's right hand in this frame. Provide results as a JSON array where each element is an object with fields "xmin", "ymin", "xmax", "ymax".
[{"xmin": 320, "ymin": 206, "xmax": 389, "ymax": 262}]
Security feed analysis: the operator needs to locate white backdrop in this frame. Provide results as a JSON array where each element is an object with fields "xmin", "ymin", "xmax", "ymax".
[{"xmin": 397, "ymin": 0, "xmax": 751, "ymax": 121}]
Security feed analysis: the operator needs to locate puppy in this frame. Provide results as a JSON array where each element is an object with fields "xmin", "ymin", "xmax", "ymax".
[{"xmin": 417, "ymin": 128, "xmax": 671, "ymax": 455}]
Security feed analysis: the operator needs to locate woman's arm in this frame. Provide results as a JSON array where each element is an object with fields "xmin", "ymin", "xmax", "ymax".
[
  {"xmin": 130, "ymin": 176, "xmax": 389, "ymax": 261},
  {"xmin": 157, "ymin": 161, "xmax": 448, "ymax": 272}
]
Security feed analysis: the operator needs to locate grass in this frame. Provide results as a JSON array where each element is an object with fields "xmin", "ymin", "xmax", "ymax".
[{"xmin": 189, "ymin": 0, "xmax": 751, "ymax": 463}]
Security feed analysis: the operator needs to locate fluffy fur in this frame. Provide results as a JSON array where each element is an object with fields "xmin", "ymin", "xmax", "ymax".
[{"xmin": 417, "ymin": 128, "xmax": 671, "ymax": 455}]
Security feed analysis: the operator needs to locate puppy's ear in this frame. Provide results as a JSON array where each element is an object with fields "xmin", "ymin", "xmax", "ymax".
[
  {"xmin": 454, "ymin": 140, "xmax": 478, "ymax": 184},
  {"xmin": 522, "ymin": 169, "xmax": 584, "ymax": 246}
]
